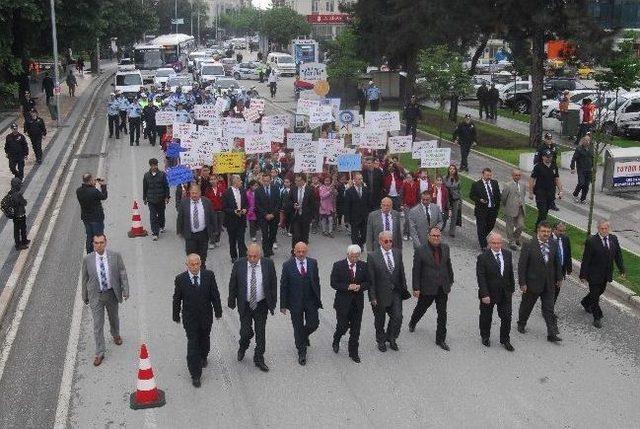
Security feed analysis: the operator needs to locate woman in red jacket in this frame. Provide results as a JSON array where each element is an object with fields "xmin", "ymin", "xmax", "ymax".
[
  {"xmin": 204, "ymin": 174, "xmax": 227, "ymax": 248},
  {"xmin": 401, "ymin": 172, "xmax": 419, "ymax": 240},
  {"xmin": 383, "ymin": 163, "xmax": 404, "ymax": 211},
  {"xmin": 431, "ymin": 175, "xmax": 450, "ymax": 231}
]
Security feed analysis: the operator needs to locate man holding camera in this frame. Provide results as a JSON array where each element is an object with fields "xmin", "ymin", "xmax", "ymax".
[{"xmin": 76, "ymin": 173, "xmax": 108, "ymax": 254}]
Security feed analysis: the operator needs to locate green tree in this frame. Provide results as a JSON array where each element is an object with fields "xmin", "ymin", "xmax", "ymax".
[
  {"xmin": 219, "ymin": 7, "xmax": 262, "ymax": 36},
  {"xmin": 326, "ymin": 27, "xmax": 367, "ymax": 80},
  {"xmin": 259, "ymin": 6, "xmax": 311, "ymax": 49}
]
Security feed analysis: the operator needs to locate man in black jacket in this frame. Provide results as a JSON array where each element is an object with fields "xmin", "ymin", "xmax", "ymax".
[
  {"xmin": 330, "ymin": 244, "xmax": 369, "ymax": 363},
  {"xmin": 552, "ymin": 222, "xmax": 572, "ymax": 302},
  {"xmin": 488, "ymin": 83, "xmax": 500, "ymax": 119},
  {"xmin": 42, "ymin": 72, "xmax": 55, "ymax": 106},
  {"xmin": 142, "ymin": 158, "xmax": 170, "ymax": 240},
  {"xmin": 344, "ymin": 173, "xmax": 370, "ymax": 249},
  {"xmin": 470, "ymin": 168, "xmax": 501, "ymax": 250},
  {"xmin": 476, "ymin": 232, "xmax": 515, "ymax": 351},
  {"xmin": 76, "ymin": 172, "xmax": 108, "ymax": 253},
  {"xmin": 176, "ymin": 185, "xmax": 217, "ymax": 268},
  {"xmin": 8, "ymin": 178, "xmax": 30, "ymax": 250},
  {"xmin": 24, "ymin": 109, "xmax": 47, "ymax": 164},
  {"xmin": 476, "ymin": 82, "xmax": 489, "ymax": 119},
  {"xmin": 579, "ymin": 219, "xmax": 625, "ymax": 328},
  {"xmin": 5, "ymin": 123, "xmax": 29, "ymax": 180},
  {"xmin": 453, "ymin": 115, "xmax": 477, "ymax": 171},
  {"xmin": 363, "ymin": 157, "xmax": 384, "ymax": 210},
  {"xmin": 255, "ymin": 172, "xmax": 281, "ymax": 257},
  {"xmin": 403, "ymin": 95, "xmax": 422, "ymax": 141},
  {"xmin": 570, "ymin": 135, "xmax": 593, "ymax": 204},
  {"xmin": 142, "ymin": 102, "xmax": 159, "ymax": 146},
  {"xmin": 173, "ymin": 254, "xmax": 222, "ymax": 387},
  {"xmin": 228, "ymin": 244, "xmax": 277, "ymax": 372},
  {"xmin": 222, "ymin": 174, "xmax": 248, "ymax": 262},
  {"xmin": 287, "ymin": 174, "xmax": 316, "ymax": 251}
]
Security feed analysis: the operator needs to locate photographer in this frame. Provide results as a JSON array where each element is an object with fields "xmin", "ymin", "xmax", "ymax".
[{"xmin": 76, "ymin": 173, "xmax": 108, "ymax": 253}]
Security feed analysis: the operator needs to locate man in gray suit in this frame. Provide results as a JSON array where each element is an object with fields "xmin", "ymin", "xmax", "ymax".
[
  {"xmin": 177, "ymin": 184, "xmax": 217, "ymax": 268},
  {"xmin": 408, "ymin": 190, "xmax": 443, "ymax": 249},
  {"xmin": 81, "ymin": 234, "xmax": 130, "ymax": 367},
  {"xmin": 501, "ymin": 169, "xmax": 526, "ymax": 250},
  {"xmin": 367, "ymin": 231, "xmax": 410, "ymax": 352},
  {"xmin": 517, "ymin": 220, "xmax": 563, "ymax": 343},
  {"xmin": 366, "ymin": 197, "xmax": 402, "ymax": 252}
]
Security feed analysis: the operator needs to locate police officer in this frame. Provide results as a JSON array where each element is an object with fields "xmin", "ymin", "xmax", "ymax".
[
  {"xmin": 4, "ymin": 123, "xmax": 29, "ymax": 179},
  {"xmin": 534, "ymin": 133, "xmax": 560, "ymax": 210},
  {"xmin": 143, "ymin": 100, "xmax": 159, "ymax": 146},
  {"xmin": 107, "ymin": 93, "xmax": 120, "ymax": 139},
  {"xmin": 117, "ymin": 92, "xmax": 129, "ymax": 134},
  {"xmin": 403, "ymin": 95, "xmax": 422, "ymax": 142},
  {"xmin": 138, "ymin": 93, "xmax": 150, "ymax": 139},
  {"xmin": 366, "ymin": 81, "xmax": 381, "ymax": 111},
  {"xmin": 453, "ymin": 114, "xmax": 477, "ymax": 172},
  {"xmin": 23, "ymin": 109, "xmax": 47, "ymax": 164},
  {"xmin": 127, "ymin": 96, "xmax": 143, "ymax": 146}
]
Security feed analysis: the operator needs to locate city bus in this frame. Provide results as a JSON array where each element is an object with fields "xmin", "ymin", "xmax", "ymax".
[
  {"xmin": 151, "ymin": 33, "xmax": 196, "ymax": 73},
  {"xmin": 133, "ymin": 43, "xmax": 164, "ymax": 83}
]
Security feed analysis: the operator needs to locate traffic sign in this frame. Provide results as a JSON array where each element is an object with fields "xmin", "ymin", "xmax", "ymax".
[{"xmin": 171, "ymin": 18, "xmax": 184, "ymax": 24}]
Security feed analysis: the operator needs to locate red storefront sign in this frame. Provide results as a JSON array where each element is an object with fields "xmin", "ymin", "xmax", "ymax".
[{"xmin": 306, "ymin": 14, "xmax": 352, "ymax": 24}]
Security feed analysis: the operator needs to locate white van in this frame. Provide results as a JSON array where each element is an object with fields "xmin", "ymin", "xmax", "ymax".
[
  {"xmin": 114, "ymin": 70, "xmax": 143, "ymax": 98},
  {"xmin": 199, "ymin": 62, "xmax": 226, "ymax": 86},
  {"xmin": 267, "ymin": 52, "xmax": 296, "ymax": 77}
]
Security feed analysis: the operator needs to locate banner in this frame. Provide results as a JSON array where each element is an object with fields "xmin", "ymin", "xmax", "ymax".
[
  {"xmin": 223, "ymin": 117, "xmax": 249, "ymax": 138},
  {"xmin": 212, "ymin": 152, "xmax": 246, "ymax": 174},
  {"xmin": 286, "ymin": 132, "xmax": 313, "ymax": 150},
  {"xmin": 294, "ymin": 151, "xmax": 324, "ymax": 173},
  {"xmin": 196, "ymin": 137, "xmax": 225, "ymax": 164},
  {"xmin": 613, "ymin": 160, "xmax": 640, "ymax": 188},
  {"xmin": 353, "ymin": 128, "xmax": 387, "ymax": 149},
  {"xmin": 155, "ymin": 111, "xmax": 176, "ymax": 126},
  {"xmin": 262, "ymin": 114, "xmax": 292, "ymax": 130},
  {"xmin": 299, "ymin": 62, "xmax": 327, "ymax": 83},
  {"xmin": 243, "ymin": 106, "xmax": 262, "ymax": 123},
  {"xmin": 179, "ymin": 129, "xmax": 202, "ymax": 149},
  {"xmin": 420, "ymin": 148, "xmax": 451, "ymax": 169},
  {"xmin": 214, "ymin": 97, "xmax": 228, "ymax": 115},
  {"xmin": 262, "ymin": 123, "xmax": 285, "ymax": 143},
  {"xmin": 308, "ymin": 105, "xmax": 334, "ymax": 124},
  {"xmin": 318, "ymin": 138, "xmax": 343, "ymax": 157},
  {"xmin": 388, "ymin": 135, "xmax": 413, "ymax": 154},
  {"xmin": 180, "ymin": 148, "xmax": 202, "ymax": 169},
  {"xmin": 244, "ymin": 134, "xmax": 271, "ymax": 154},
  {"xmin": 249, "ymin": 98, "xmax": 265, "ymax": 112},
  {"xmin": 365, "ymin": 111, "xmax": 401, "ymax": 132},
  {"xmin": 198, "ymin": 124, "xmax": 223, "ymax": 142},
  {"xmin": 337, "ymin": 153, "xmax": 362, "ymax": 172},
  {"xmin": 326, "ymin": 146, "xmax": 354, "ymax": 165},
  {"xmin": 194, "ymin": 104, "xmax": 218, "ymax": 121},
  {"xmin": 166, "ymin": 165, "xmax": 194, "ymax": 186},
  {"xmin": 173, "ymin": 122, "xmax": 197, "ymax": 140},
  {"xmin": 296, "ymin": 98, "xmax": 320, "ymax": 115},
  {"xmin": 412, "ymin": 140, "xmax": 438, "ymax": 159}
]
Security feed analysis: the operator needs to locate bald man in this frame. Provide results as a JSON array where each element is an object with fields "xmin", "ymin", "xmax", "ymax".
[
  {"xmin": 366, "ymin": 197, "xmax": 402, "ymax": 252},
  {"xmin": 173, "ymin": 254, "xmax": 223, "ymax": 387}
]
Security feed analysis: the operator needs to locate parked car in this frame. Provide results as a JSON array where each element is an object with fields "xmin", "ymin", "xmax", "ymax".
[
  {"xmin": 153, "ymin": 67, "xmax": 177, "ymax": 87},
  {"xmin": 166, "ymin": 75, "xmax": 193, "ymax": 93},
  {"xmin": 233, "ymin": 62, "xmax": 267, "ymax": 80},
  {"xmin": 199, "ymin": 62, "xmax": 226, "ymax": 86},
  {"xmin": 117, "ymin": 58, "xmax": 136, "ymax": 72},
  {"xmin": 600, "ymin": 92, "xmax": 640, "ymax": 136}
]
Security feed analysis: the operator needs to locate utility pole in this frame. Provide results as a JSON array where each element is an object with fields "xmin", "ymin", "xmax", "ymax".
[
  {"xmin": 175, "ymin": 0, "xmax": 179, "ymax": 33},
  {"xmin": 197, "ymin": 2, "xmax": 200, "ymax": 46},
  {"xmin": 49, "ymin": 0, "xmax": 61, "ymax": 127},
  {"xmin": 190, "ymin": 0, "xmax": 193, "ymax": 36}
]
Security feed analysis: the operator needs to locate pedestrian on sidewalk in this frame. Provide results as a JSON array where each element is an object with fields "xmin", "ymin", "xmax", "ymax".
[
  {"xmin": 403, "ymin": 95, "xmax": 422, "ymax": 141},
  {"xmin": 570, "ymin": 134, "xmax": 593, "ymax": 204},
  {"xmin": 529, "ymin": 150, "xmax": 563, "ymax": 227},
  {"xmin": 66, "ymin": 69, "xmax": 77, "ymax": 97},
  {"xmin": 453, "ymin": 114, "xmax": 476, "ymax": 172},
  {"xmin": 23, "ymin": 109, "xmax": 47, "ymax": 164},
  {"xmin": 534, "ymin": 133, "xmax": 560, "ymax": 211},
  {"xmin": 42, "ymin": 72, "xmax": 55, "ymax": 106},
  {"xmin": 4, "ymin": 123, "xmax": 29, "ymax": 180},
  {"xmin": 501, "ymin": 169, "xmax": 526, "ymax": 250},
  {"xmin": 470, "ymin": 168, "xmax": 500, "ymax": 250},
  {"xmin": 444, "ymin": 165, "xmax": 462, "ymax": 237},
  {"xmin": 476, "ymin": 82, "xmax": 489, "ymax": 119},
  {"xmin": 81, "ymin": 233, "xmax": 130, "ymax": 367},
  {"xmin": 143, "ymin": 158, "xmax": 170, "ymax": 241},
  {"xmin": 21, "ymin": 91, "xmax": 36, "ymax": 121},
  {"xmin": 366, "ymin": 81, "xmax": 382, "ymax": 112},
  {"xmin": 268, "ymin": 70, "xmax": 278, "ymax": 98},
  {"xmin": 76, "ymin": 173, "xmax": 108, "ymax": 254},
  {"xmin": 107, "ymin": 93, "xmax": 120, "ymax": 139},
  {"xmin": 575, "ymin": 98, "xmax": 595, "ymax": 145},
  {"xmin": 177, "ymin": 184, "xmax": 217, "ymax": 269},
  {"xmin": 127, "ymin": 96, "xmax": 142, "ymax": 146},
  {"xmin": 488, "ymin": 84, "xmax": 499, "ymax": 119},
  {"xmin": 116, "ymin": 92, "xmax": 129, "ymax": 134},
  {"xmin": 173, "ymin": 253, "xmax": 222, "ymax": 387},
  {"xmin": 3, "ymin": 178, "xmax": 30, "ymax": 250}
]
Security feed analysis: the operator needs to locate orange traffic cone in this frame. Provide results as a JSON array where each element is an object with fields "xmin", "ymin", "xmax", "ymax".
[
  {"xmin": 130, "ymin": 344, "xmax": 166, "ymax": 410},
  {"xmin": 127, "ymin": 201, "xmax": 148, "ymax": 238}
]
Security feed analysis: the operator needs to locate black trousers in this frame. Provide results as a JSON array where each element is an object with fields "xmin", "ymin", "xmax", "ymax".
[
  {"xmin": 350, "ymin": 218, "xmax": 367, "ymax": 249},
  {"xmin": 479, "ymin": 293, "xmax": 512, "ymax": 343},
  {"xmin": 260, "ymin": 217, "xmax": 278, "ymax": 256},
  {"xmin": 239, "ymin": 300, "xmax": 268, "ymax": 361},
  {"xmin": 128, "ymin": 117, "xmax": 141, "ymax": 145},
  {"xmin": 269, "ymin": 82, "xmax": 277, "ymax": 97},
  {"xmin": 573, "ymin": 169, "xmax": 591, "ymax": 202},
  {"xmin": 581, "ymin": 282, "xmax": 607, "ymax": 321},
  {"xmin": 518, "ymin": 287, "xmax": 557, "ymax": 336},
  {"xmin": 108, "ymin": 114, "xmax": 120, "ymax": 138},
  {"xmin": 405, "ymin": 120, "xmax": 417, "ymax": 141},
  {"xmin": 147, "ymin": 123, "xmax": 157, "ymax": 146},
  {"xmin": 333, "ymin": 300, "xmax": 364, "ymax": 355},
  {"xmin": 373, "ymin": 292, "xmax": 402, "ymax": 344},
  {"xmin": 148, "ymin": 201, "xmax": 166, "ymax": 236},
  {"xmin": 409, "ymin": 288, "xmax": 448, "ymax": 343},
  {"xmin": 460, "ymin": 143, "xmax": 471, "ymax": 170},
  {"xmin": 8, "ymin": 158, "xmax": 25, "ymax": 180},
  {"xmin": 478, "ymin": 102, "xmax": 488, "ymax": 118},
  {"xmin": 489, "ymin": 103, "xmax": 497, "ymax": 119},
  {"xmin": 185, "ymin": 230, "xmax": 209, "ymax": 267},
  {"xmin": 227, "ymin": 224, "xmax": 247, "ymax": 260},
  {"xmin": 184, "ymin": 321, "xmax": 211, "ymax": 379},
  {"xmin": 29, "ymin": 135, "xmax": 43, "ymax": 163},
  {"xmin": 370, "ymin": 100, "xmax": 379, "ymax": 111},
  {"xmin": 118, "ymin": 111, "xmax": 128, "ymax": 132},
  {"xmin": 535, "ymin": 193, "xmax": 554, "ymax": 226},
  {"xmin": 290, "ymin": 217, "xmax": 310, "ymax": 250},
  {"xmin": 291, "ymin": 305, "xmax": 319, "ymax": 355},
  {"xmin": 476, "ymin": 207, "xmax": 498, "ymax": 249},
  {"xmin": 13, "ymin": 215, "xmax": 27, "ymax": 247}
]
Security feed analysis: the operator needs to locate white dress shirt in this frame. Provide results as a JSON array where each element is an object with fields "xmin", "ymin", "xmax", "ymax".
[
  {"xmin": 381, "ymin": 211, "xmax": 393, "ymax": 231},
  {"xmin": 190, "ymin": 198, "xmax": 206, "ymax": 233},
  {"xmin": 247, "ymin": 260, "xmax": 265, "ymax": 302},
  {"xmin": 95, "ymin": 252, "xmax": 111, "ymax": 291},
  {"xmin": 189, "ymin": 271, "xmax": 201, "ymax": 286},
  {"xmin": 347, "ymin": 259, "xmax": 357, "ymax": 277},
  {"xmin": 232, "ymin": 187, "xmax": 242, "ymax": 209}
]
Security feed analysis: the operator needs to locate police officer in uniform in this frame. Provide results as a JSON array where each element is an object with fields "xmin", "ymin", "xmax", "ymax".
[
  {"xmin": 143, "ymin": 100, "xmax": 159, "ymax": 146},
  {"xmin": 127, "ymin": 96, "xmax": 143, "ymax": 146},
  {"xmin": 453, "ymin": 114, "xmax": 477, "ymax": 172},
  {"xmin": 534, "ymin": 133, "xmax": 560, "ymax": 211},
  {"xmin": 107, "ymin": 93, "xmax": 120, "ymax": 139},
  {"xmin": 4, "ymin": 123, "xmax": 29, "ymax": 179},
  {"xmin": 23, "ymin": 109, "xmax": 47, "ymax": 164},
  {"xmin": 117, "ymin": 92, "xmax": 129, "ymax": 134}
]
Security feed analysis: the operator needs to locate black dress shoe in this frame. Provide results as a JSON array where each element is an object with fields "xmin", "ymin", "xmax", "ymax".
[
  {"xmin": 502, "ymin": 342, "xmax": 515, "ymax": 352},
  {"xmin": 408, "ymin": 323, "xmax": 415, "ymax": 333},
  {"xmin": 593, "ymin": 319, "xmax": 602, "ymax": 329},
  {"xmin": 201, "ymin": 357, "xmax": 208, "ymax": 368},
  {"xmin": 237, "ymin": 349, "xmax": 246, "ymax": 361},
  {"xmin": 547, "ymin": 335, "xmax": 563, "ymax": 343},
  {"xmin": 517, "ymin": 324, "xmax": 526, "ymax": 334},
  {"xmin": 482, "ymin": 338, "xmax": 491, "ymax": 347},
  {"xmin": 254, "ymin": 361, "xmax": 270, "ymax": 372},
  {"xmin": 388, "ymin": 340, "xmax": 399, "ymax": 351},
  {"xmin": 436, "ymin": 341, "xmax": 450, "ymax": 351},
  {"xmin": 350, "ymin": 354, "xmax": 361, "ymax": 363},
  {"xmin": 332, "ymin": 341, "xmax": 339, "ymax": 353},
  {"xmin": 192, "ymin": 378, "xmax": 201, "ymax": 388},
  {"xmin": 298, "ymin": 354, "xmax": 307, "ymax": 366},
  {"xmin": 377, "ymin": 342, "xmax": 387, "ymax": 352}
]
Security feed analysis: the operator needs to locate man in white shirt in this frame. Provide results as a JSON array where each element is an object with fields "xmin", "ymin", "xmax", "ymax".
[{"xmin": 366, "ymin": 197, "xmax": 402, "ymax": 252}]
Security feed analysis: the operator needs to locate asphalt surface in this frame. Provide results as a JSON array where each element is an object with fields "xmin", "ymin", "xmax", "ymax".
[{"xmin": 0, "ymin": 64, "xmax": 639, "ymax": 429}]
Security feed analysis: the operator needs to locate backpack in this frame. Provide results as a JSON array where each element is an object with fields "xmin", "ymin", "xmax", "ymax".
[{"xmin": 1, "ymin": 192, "xmax": 15, "ymax": 219}]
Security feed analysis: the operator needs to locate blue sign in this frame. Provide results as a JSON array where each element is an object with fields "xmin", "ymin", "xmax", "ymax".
[
  {"xmin": 166, "ymin": 142, "xmax": 187, "ymax": 158},
  {"xmin": 166, "ymin": 165, "xmax": 194, "ymax": 187},
  {"xmin": 337, "ymin": 154, "xmax": 362, "ymax": 172},
  {"xmin": 338, "ymin": 110, "xmax": 354, "ymax": 124}
]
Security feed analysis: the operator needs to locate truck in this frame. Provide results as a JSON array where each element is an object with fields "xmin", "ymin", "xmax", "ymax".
[{"xmin": 291, "ymin": 38, "xmax": 319, "ymax": 64}]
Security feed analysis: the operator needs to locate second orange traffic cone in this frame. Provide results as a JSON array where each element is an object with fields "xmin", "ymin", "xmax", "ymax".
[
  {"xmin": 130, "ymin": 344, "xmax": 166, "ymax": 410},
  {"xmin": 127, "ymin": 201, "xmax": 148, "ymax": 238}
]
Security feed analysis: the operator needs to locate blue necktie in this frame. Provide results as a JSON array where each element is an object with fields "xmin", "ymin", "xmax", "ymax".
[{"xmin": 193, "ymin": 275, "xmax": 199, "ymax": 287}]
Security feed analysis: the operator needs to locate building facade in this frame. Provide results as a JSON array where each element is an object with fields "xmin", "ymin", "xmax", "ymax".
[
  {"xmin": 277, "ymin": 0, "xmax": 355, "ymax": 40},
  {"xmin": 588, "ymin": 0, "xmax": 640, "ymax": 29}
]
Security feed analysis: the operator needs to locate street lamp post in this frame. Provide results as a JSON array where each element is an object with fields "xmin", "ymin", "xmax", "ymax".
[{"xmin": 49, "ymin": 0, "xmax": 61, "ymax": 127}]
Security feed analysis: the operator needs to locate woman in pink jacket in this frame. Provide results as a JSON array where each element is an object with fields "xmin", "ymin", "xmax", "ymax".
[{"xmin": 319, "ymin": 176, "xmax": 337, "ymax": 238}]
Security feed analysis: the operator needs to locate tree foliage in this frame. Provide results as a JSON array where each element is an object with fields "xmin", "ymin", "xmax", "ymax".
[
  {"xmin": 259, "ymin": 6, "xmax": 311, "ymax": 48},
  {"xmin": 415, "ymin": 45, "xmax": 471, "ymax": 101},
  {"xmin": 326, "ymin": 27, "xmax": 367, "ymax": 80},
  {"xmin": 218, "ymin": 7, "xmax": 263, "ymax": 36}
]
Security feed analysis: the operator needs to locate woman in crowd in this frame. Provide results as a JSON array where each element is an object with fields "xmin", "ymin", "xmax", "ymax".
[
  {"xmin": 319, "ymin": 176, "xmax": 337, "ymax": 238},
  {"xmin": 432, "ymin": 175, "xmax": 450, "ymax": 230},
  {"xmin": 246, "ymin": 179, "xmax": 259, "ymax": 242},
  {"xmin": 205, "ymin": 174, "xmax": 227, "ymax": 248},
  {"xmin": 444, "ymin": 164, "xmax": 462, "ymax": 237},
  {"xmin": 401, "ymin": 172, "xmax": 419, "ymax": 241}
]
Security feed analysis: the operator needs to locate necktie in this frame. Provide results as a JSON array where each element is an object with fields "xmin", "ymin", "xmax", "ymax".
[
  {"xmin": 266, "ymin": 186, "xmax": 270, "ymax": 198},
  {"xmin": 385, "ymin": 252, "xmax": 394, "ymax": 273},
  {"xmin": 193, "ymin": 275, "xmax": 199, "ymax": 287},
  {"xmin": 485, "ymin": 181, "xmax": 493, "ymax": 207},
  {"xmin": 249, "ymin": 263, "xmax": 257, "ymax": 310},
  {"xmin": 192, "ymin": 201, "xmax": 200, "ymax": 230},
  {"xmin": 349, "ymin": 263, "xmax": 356, "ymax": 280},
  {"xmin": 384, "ymin": 214, "xmax": 390, "ymax": 231},
  {"xmin": 604, "ymin": 236, "xmax": 610, "ymax": 251},
  {"xmin": 558, "ymin": 238, "xmax": 563, "ymax": 263},
  {"xmin": 516, "ymin": 181, "xmax": 520, "ymax": 194},
  {"xmin": 357, "ymin": 187, "xmax": 361, "ymax": 198},
  {"xmin": 99, "ymin": 256, "xmax": 108, "ymax": 291},
  {"xmin": 541, "ymin": 242, "xmax": 549, "ymax": 263},
  {"xmin": 424, "ymin": 204, "xmax": 431, "ymax": 226},
  {"xmin": 299, "ymin": 260, "xmax": 307, "ymax": 276},
  {"xmin": 495, "ymin": 252, "xmax": 502, "ymax": 275}
]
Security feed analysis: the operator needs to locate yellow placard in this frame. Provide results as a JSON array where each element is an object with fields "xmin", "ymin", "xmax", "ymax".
[
  {"xmin": 313, "ymin": 80, "xmax": 330, "ymax": 96},
  {"xmin": 212, "ymin": 152, "xmax": 246, "ymax": 174}
]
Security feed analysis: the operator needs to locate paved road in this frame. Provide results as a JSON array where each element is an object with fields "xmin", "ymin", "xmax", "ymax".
[{"xmin": 1, "ymin": 65, "xmax": 640, "ymax": 428}]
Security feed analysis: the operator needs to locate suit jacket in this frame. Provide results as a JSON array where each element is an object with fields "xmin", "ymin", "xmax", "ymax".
[
  {"xmin": 367, "ymin": 248, "xmax": 409, "ymax": 308},
  {"xmin": 280, "ymin": 257, "xmax": 322, "ymax": 312},
  {"xmin": 330, "ymin": 259, "xmax": 369, "ymax": 313},
  {"xmin": 476, "ymin": 249, "xmax": 515, "ymax": 302},
  {"xmin": 579, "ymin": 234, "xmax": 625, "ymax": 284},
  {"xmin": 366, "ymin": 209, "xmax": 402, "ymax": 252},
  {"xmin": 412, "ymin": 243, "xmax": 454, "ymax": 295},
  {"xmin": 287, "ymin": 185, "xmax": 316, "ymax": 223},
  {"xmin": 82, "ymin": 250, "xmax": 130, "ymax": 304},
  {"xmin": 176, "ymin": 197, "xmax": 216, "ymax": 239},
  {"xmin": 470, "ymin": 179, "xmax": 501, "ymax": 215},
  {"xmin": 408, "ymin": 203, "xmax": 443, "ymax": 249},
  {"xmin": 222, "ymin": 187, "xmax": 248, "ymax": 229},
  {"xmin": 500, "ymin": 180, "xmax": 526, "ymax": 217},
  {"xmin": 344, "ymin": 185, "xmax": 370, "ymax": 224},
  {"xmin": 228, "ymin": 257, "xmax": 278, "ymax": 314},
  {"xmin": 517, "ymin": 239, "xmax": 562, "ymax": 294},
  {"xmin": 254, "ymin": 184, "xmax": 281, "ymax": 223},
  {"xmin": 172, "ymin": 270, "xmax": 222, "ymax": 327},
  {"xmin": 552, "ymin": 234, "xmax": 572, "ymax": 278},
  {"xmin": 363, "ymin": 167, "xmax": 384, "ymax": 209}
]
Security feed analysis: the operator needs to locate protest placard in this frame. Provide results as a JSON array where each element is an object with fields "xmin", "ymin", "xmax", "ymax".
[
  {"xmin": 286, "ymin": 132, "xmax": 313, "ymax": 150},
  {"xmin": 223, "ymin": 117, "xmax": 248, "ymax": 138},
  {"xmin": 243, "ymin": 106, "xmax": 262, "ymax": 123},
  {"xmin": 294, "ymin": 151, "xmax": 324, "ymax": 173},
  {"xmin": 365, "ymin": 111, "xmax": 401, "ymax": 132},
  {"xmin": 173, "ymin": 122, "xmax": 197, "ymax": 140},
  {"xmin": 337, "ymin": 153, "xmax": 362, "ymax": 172},
  {"xmin": 212, "ymin": 152, "xmax": 246, "ymax": 174},
  {"xmin": 308, "ymin": 105, "xmax": 334, "ymax": 124},
  {"xmin": 420, "ymin": 148, "xmax": 451, "ymax": 169},
  {"xmin": 326, "ymin": 146, "xmax": 354, "ymax": 165},
  {"xmin": 318, "ymin": 138, "xmax": 343, "ymax": 157},
  {"xmin": 214, "ymin": 97, "xmax": 228, "ymax": 115},
  {"xmin": 196, "ymin": 138, "xmax": 224, "ymax": 164},
  {"xmin": 353, "ymin": 128, "xmax": 387, "ymax": 149},
  {"xmin": 180, "ymin": 129, "xmax": 202, "ymax": 150},
  {"xmin": 262, "ymin": 114, "xmax": 291, "ymax": 129},
  {"xmin": 299, "ymin": 62, "xmax": 327, "ymax": 83},
  {"xmin": 249, "ymin": 98, "xmax": 265, "ymax": 111},
  {"xmin": 155, "ymin": 110, "xmax": 176, "ymax": 126},
  {"xmin": 262, "ymin": 123, "xmax": 285, "ymax": 143},
  {"xmin": 296, "ymin": 98, "xmax": 320, "ymax": 115},
  {"xmin": 244, "ymin": 134, "xmax": 271, "ymax": 154},
  {"xmin": 412, "ymin": 140, "xmax": 438, "ymax": 159},
  {"xmin": 198, "ymin": 124, "xmax": 223, "ymax": 142},
  {"xmin": 321, "ymin": 98, "xmax": 341, "ymax": 116},
  {"xmin": 194, "ymin": 104, "xmax": 218, "ymax": 121},
  {"xmin": 166, "ymin": 165, "xmax": 194, "ymax": 186},
  {"xmin": 388, "ymin": 135, "xmax": 413, "ymax": 154}
]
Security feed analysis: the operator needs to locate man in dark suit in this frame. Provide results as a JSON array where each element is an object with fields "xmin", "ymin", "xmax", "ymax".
[
  {"xmin": 344, "ymin": 173, "xmax": 370, "ymax": 249},
  {"xmin": 517, "ymin": 221, "xmax": 563, "ymax": 343},
  {"xmin": 367, "ymin": 231, "xmax": 410, "ymax": 352},
  {"xmin": 254, "ymin": 172, "xmax": 281, "ymax": 257},
  {"xmin": 552, "ymin": 222, "xmax": 572, "ymax": 302},
  {"xmin": 287, "ymin": 175, "xmax": 316, "ymax": 251},
  {"xmin": 470, "ymin": 167, "xmax": 501, "ymax": 249},
  {"xmin": 222, "ymin": 174, "xmax": 248, "ymax": 262},
  {"xmin": 579, "ymin": 219, "xmax": 625, "ymax": 328},
  {"xmin": 173, "ymin": 254, "xmax": 223, "ymax": 387},
  {"xmin": 408, "ymin": 226, "xmax": 454, "ymax": 351},
  {"xmin": 228, "ymin": 244, "xmax": 277, "ymax": 372},
  {"xmin": 366, "ymin": 197, "xmax": 402, "ymax": 253},
  {"xmin": 176, "ymin": 184, "xmax": 217, "ymax": 268},
  {"xmin": 330, "ymin": 244, "xmax": 368, "ymax": 363},
  {"xmin": 476, "ymin": 232, "xmax": 515, "ymax": 351},
  {"xmin": 363, "ymin": 157, "xmax": 383, "ymax": 210},
  {"xmin": 280, "ymin": 242, "xmax": 323, "ymax": 365}
]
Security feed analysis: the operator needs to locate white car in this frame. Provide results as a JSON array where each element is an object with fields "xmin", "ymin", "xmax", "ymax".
[
  {"xmin": 498, "ymin": 80, "xmax": 532, "ymax": 106},
  {"xmin": 187, "ymin": 51, "xmax": 208, "ymax": 72},
  {"xmin": 117, "ymin": 58, "xmax": 136, "ymax": 72},
  {"xmin": 199, "ymin": 62, "xmax": 226, "ymax": 86},
  {"xmin": 153, "ymin": 67, "xmax": 177, "ymax": 87},
  {"xmin": 167, "ymin": 75, "xmax": 194, "ymax": 93},
  {"xmin": 543, "ymin": 90, "xmax": 622, "ymax": 133},
  {"xmin": 114, "ymin": 70, "xmax": 143, "ymax": 97}
]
